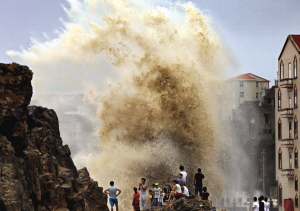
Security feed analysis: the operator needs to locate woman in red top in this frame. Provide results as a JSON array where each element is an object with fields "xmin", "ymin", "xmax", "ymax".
[{"xmin": 132, "ymin": 187, "xmax": 140, "ymax": 211}]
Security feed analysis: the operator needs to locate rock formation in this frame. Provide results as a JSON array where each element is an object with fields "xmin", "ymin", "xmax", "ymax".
[
  {"xmin": 152, "ymin": 198, "xmax": 217, "ymax": 211},
  {"xmin": 0, "ymin": 63, "xmax": 108, "ymax": 211}
]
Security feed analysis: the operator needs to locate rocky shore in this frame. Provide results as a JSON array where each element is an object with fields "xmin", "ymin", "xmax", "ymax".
[{"xmin": 0, "ymin": 63, "xmax": 108, "ymax": 211}]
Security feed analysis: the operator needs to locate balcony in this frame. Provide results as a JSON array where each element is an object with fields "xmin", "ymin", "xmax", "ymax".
[
  {"xmin": 281, "ymin": 169, "xmax": 294, "ymax": 178},
  {"xmin": 280, "ymin": 78, "xmax": 293, "ymax": 88},
  {"xmin": 280, "ymin": 139, "xmax": 294, "ymax": 148},
  {"xmin": 279, "ymin": 108, "xmax": 293, "ymax": 118}
]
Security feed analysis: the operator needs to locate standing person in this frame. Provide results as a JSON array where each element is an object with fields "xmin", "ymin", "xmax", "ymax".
[
  {"xmin": 139, "ymin": 178, "xmax": 147, "ymax": 210},
  {"xmin": 132, "ymin": 187, "xmax": 140, "ymax": 211},
  {"xmin": 259, "ymin": 196, "xmax": 265, "ymax": 211},
  {"xmin": 246, "ymin": 200, "xmax": 251, "ymax": 211},
  {"xmin": 180, "ymin": 165, "xmax": 187, "ymax": 186},
  {"xmin": 264, "ymin": 197, "xmax": 270, "ymax": 211},
  {"xmin": 269, "ymin": 199, "xmax": 273, "ymax": 211},
  {"xmin": 153, "ymin": 183, "xmax": 162, "ymax": 206},
  {"xmin": 104, "ymin": 181, "xmax": 121, "ymax": 211},
  {"xmin": 253, "ymin": 197, "xmax": 259, "ymax": 211},
  {"xmin": 148, "ymin": 190, "xmax": 155, "ymax": 208},
  {"xmin": 168, "ymin": 180, "xmax": 182, "ymax": 202},
  {"xmin": 194, "ymin": 168, "xmax": 205, "ymax": 200}
]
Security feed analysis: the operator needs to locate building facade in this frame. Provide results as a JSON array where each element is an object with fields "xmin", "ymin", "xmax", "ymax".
[
  {"xmin": 223, "ymin": 73, "xmax": 270, "ymax": 120},
  {"xmin": 275, "ymin": 35, "xmax": 300, "ymax": 210}
]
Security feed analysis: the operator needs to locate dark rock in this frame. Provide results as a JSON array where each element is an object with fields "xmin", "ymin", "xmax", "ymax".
[{"xmin": 0, "ymin": 63, "xmax": 108, "ymax": 211}]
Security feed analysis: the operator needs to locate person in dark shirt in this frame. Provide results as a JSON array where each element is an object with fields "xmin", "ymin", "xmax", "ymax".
[
  {"xmin": 259, "ymin": 196, "xmax": 265, "ymax": 211},
  {"xmin": 194, "ymin": 168, "xmax": 205, "ymax": 200},
  {"xmin": 202, "ymin": 187, "xmax": 210, "ymax": 200}
]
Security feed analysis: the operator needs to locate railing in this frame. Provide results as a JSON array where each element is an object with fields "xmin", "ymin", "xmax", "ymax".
[
  {"xmin": 281, "ymin": 169, "xmax": 294, "ymax": 178},
  {"xmin": 280, "ymin": 78, "xmax": 293, "ymax": 86},
  {"xmin": 279, "ymin": 108, "xmax": 293, "ymax": 115},
  {"xmin": 281, "ymin": 139, "xmax": 294, "ymax": 145}
]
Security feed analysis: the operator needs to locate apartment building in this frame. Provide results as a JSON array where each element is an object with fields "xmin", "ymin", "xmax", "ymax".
[
  {"xmin": 223, "ymin": 73, "xmax": 270, "ymax": 120},
  {"xmin": 275, "ymin": 35, "xmax": 300, "ymax": 210}
]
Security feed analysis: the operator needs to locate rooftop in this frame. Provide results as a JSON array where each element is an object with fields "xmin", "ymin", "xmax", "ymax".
[{"xmin": 228, "ymin": 73, "xmax": 270, "ymax": 82}]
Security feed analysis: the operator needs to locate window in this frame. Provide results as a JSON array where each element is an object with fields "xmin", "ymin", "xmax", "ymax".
[
  {"xmin": 290, "ymin": 152, "xmax": 293, "ymax": 169},
  {"xmin": 229, "ymin": 93, "xmax": 231, "ymax": 99},
  {"xmin": 278, "ymin": 89, "xmax": 281, "ymax": 110},
  {"xmin": 256, "ymin": 93, "xmax": 259, "ymax": 99},
  {"xmin": 256, "ymin": 82, "xmax": 259, "ymax": 87},
  {"xmin": 295, "ymin": 116, "xmax": 298, "ymax": 139},
  {"xmin": 250, "ymin": 118, "xmax": 255, "ymax": 123},
  {"xmin": 232, "ymin": 82, "xmax": 235, "ymax": 88},
  {"xmin": 289, "ymin": 63, "xmax": 292, "ymax": 78},
  {"xmin": 295, "ymin": 56, "xmax": 298, "ymax": 78},
  {"xmin": 295, "ymin": 85, "xmax": 298, "ymax": 108},
  {"xmin": 289, "ymin": 121, "xmax": 293, "ymax": 139},
  {"xmin": 296, "ymin": 194, "xmax": 299, "ymax": 208},
  {"xmin": 278, "ymin": 119, "xmax": 282, "ymax": 139},
  {"xmin": 280, "ymin": 62, "xmax": 284, "ymax": 80},
  {"xmin": 279, "ymin": 148, "xmax": 282, "ymax": 169},
  {"xmin": 268, "ymin": 129, "xmax": 272, "ymax": 134},
  {"xmin": 250, "ymin": 133, "xmax": 255, "ymax": 139},
  {"xmin": 240, "ymin": 92, "xmax": 244, "ymax": 98},
  {"xmin": 240, "ymin": 81, "xmax": 244, "ymax": 87},
  {"xmin": 264, "ymin": 114, "xmax": 270, "ymax": 123},
  {"xmin": 228, "ymin": 83, "xmax": 231, "ymax": 88},
  {"xmin": 232, "ymin": 104, "xmax": 235, "ymax": 109},
  {"xmin": 232, "ymin": 93, "xmax": 235, "ymax": 98},
  {"xmin": 296, "ymin": 175, "xmax": 299, "ymax": 191},
  {"xmin": 289, "ymin": 91, "xmax": 292, "ymax": 108},
  {"xmin": 278, "ymin": 184, "xmax": 282, "ymax": 206},
  {"xmin": 263, "ymin": 129, "xmax": 268, "ymax": 134},
  {"xmin": 296, "ymin": 147, "xmax": 298, "ymax": 169}
]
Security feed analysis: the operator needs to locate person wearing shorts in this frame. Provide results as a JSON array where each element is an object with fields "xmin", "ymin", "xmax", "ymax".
[
  {"xmin": 104, "ymin": 181, "xmax": 121, "ymax": 211},
  {"xmin": 194, "ymin": 168, "xmax": 205, "ymax": 200},
  {"xmin": 168, "ymin": 180, "xmax": 182, "ymax": 202}
]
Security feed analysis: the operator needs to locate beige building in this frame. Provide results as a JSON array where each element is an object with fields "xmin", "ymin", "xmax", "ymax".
[
  {"xmin": 223, "ymin": 73, "xmax": 270, "ymax": 120},
  {"xmin": 275, "ymin": 35, "xmax": 300, "ymax": 210}
]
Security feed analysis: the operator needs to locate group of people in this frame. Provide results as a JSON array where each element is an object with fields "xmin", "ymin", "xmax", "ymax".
[
  {"xmin": 252, "ymin": 196, "xmax": 271, "ymax": 211},
  {"xmin": 104, "ymin": 166, "xmax": 210, "ymax": 211}
]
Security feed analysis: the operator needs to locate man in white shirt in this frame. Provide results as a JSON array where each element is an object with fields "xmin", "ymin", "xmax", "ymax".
[
  {"xmin": 180, "ymin": 165, "xmax": 187, "ymax": 186},
  {"xmin": 264, "ymin": 197, "xmax": 270, "ymax": 211},
  {"xmin": 253, "ymin": 197, "xmax": 259, "ymax": 211}
]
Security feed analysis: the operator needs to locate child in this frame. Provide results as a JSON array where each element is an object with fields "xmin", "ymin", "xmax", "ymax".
[
  {"xmin": 179, "ymin": 165, "xmax": 187, "ymax": 186},
  {"xmin": 161, "ymin": 188, "xmax": 167, "ymax": 206},
  {"xmin": 202, "ymin": 187, "xmax": 210, "ymax": 200},
  {"xmin": 178, "ymin": 173, "xmax": 184, "ymax": 187},
  {"xmin": 132, "ymin": 187, "xmax": 140, "ymax": 211},
  {"xmin": 153, "ymin": 183, "xmax": 162, "ymax": 206},
  {"xmin": 148, "ymin": 190, "xmax": 155, "ymax": 208}
]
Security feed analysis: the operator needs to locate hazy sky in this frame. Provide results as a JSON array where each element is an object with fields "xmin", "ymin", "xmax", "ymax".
[{"xmin": 1, "ymin": 0, "xmax": 300, "ymax": 86}]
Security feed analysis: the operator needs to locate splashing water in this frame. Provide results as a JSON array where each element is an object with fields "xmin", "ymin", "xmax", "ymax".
[{"xmin": 8, "ymin": 0, "xmax": 231, "ymax": 208}]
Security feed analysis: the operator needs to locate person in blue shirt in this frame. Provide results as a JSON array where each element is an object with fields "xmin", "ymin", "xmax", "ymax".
[{"xmin": 104, "ymin": 181, "xmax": 122, "ymax": 211}]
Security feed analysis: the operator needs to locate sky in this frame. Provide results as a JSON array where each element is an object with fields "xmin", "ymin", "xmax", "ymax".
[{"xmin": 1, "ymin": 0, "xmax": 300, "ymax": 87}]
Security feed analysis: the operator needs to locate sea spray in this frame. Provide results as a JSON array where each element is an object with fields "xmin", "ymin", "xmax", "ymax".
[{"xmin": 8, "ymin": 0, "xmax": 230, "ymax": 208}]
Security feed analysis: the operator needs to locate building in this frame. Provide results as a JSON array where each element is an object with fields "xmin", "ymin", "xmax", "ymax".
[
  {"xmin": 218, "ymin": 74, "xmax": 276, "ymax": 208},
  {"xmin": 223, "ymin": 73, "xmax": 270, "ymax": 120},
  {"xmin": 275, "ymin": 35, "xmax": 300, "ymax": 210},
  {"xmin": 231, "ymin": 86, "xmax": 277, "ymax": 198}
]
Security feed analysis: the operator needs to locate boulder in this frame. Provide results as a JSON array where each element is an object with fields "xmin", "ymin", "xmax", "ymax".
[{"xmin": 0, "ymin": 63, "xmax": 108, "ymax": 211}]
